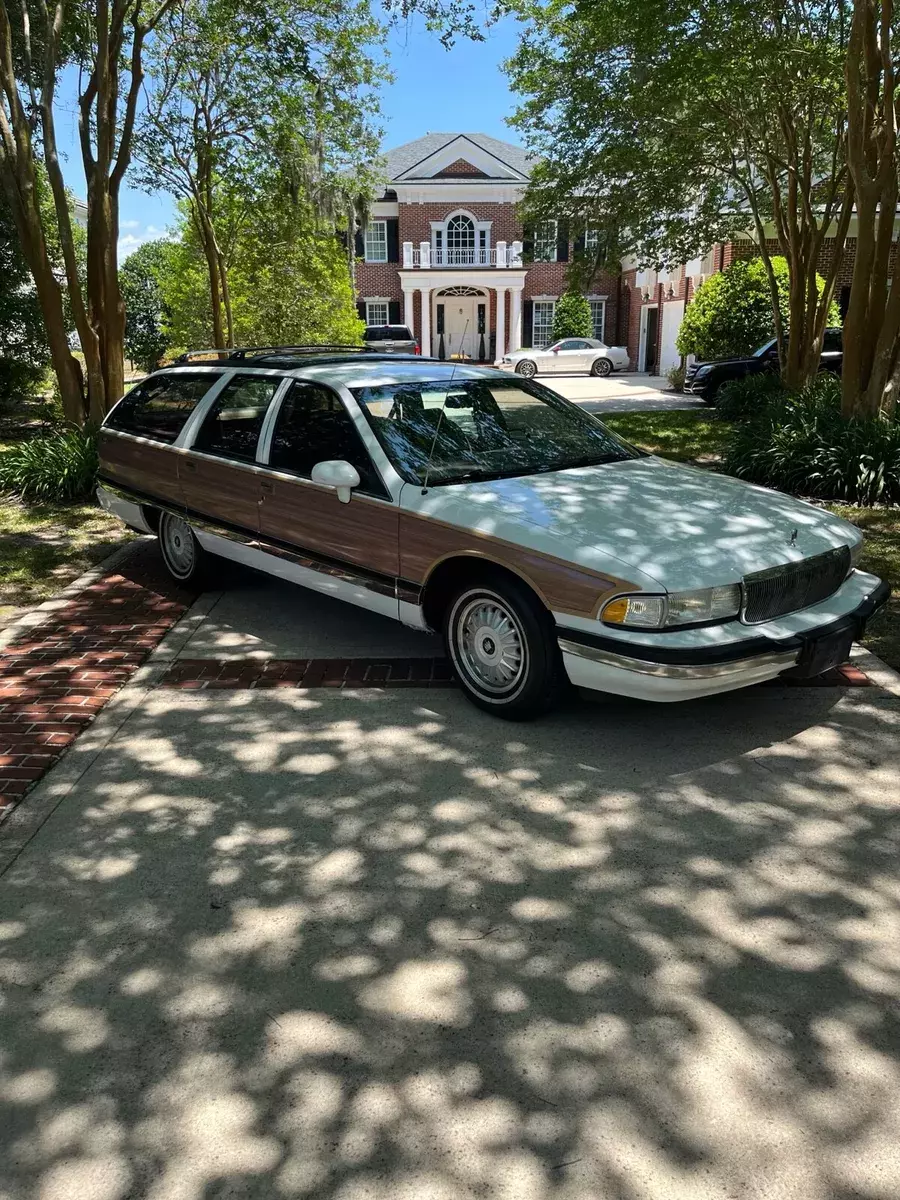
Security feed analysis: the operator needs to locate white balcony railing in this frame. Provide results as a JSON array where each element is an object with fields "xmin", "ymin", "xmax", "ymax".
[{"xmin": 403, "ymin": 240, "xmax": 524, "ymax": 269}]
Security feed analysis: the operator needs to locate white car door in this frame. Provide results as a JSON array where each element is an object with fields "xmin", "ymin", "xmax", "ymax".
[{"xmin": 550, "ymin": 339, "xmax": 590, "ymax": 373}]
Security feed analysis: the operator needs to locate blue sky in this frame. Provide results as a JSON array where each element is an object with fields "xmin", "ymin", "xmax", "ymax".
[{"xmin": 52, "ymin": 12, "xmax": 524, "ymax": 259}]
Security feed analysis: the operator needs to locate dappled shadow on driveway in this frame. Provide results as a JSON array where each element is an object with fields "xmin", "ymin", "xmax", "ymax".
[{"xmin": 2, "ymin": 683, "xmax": 900, "ymax": 1199}]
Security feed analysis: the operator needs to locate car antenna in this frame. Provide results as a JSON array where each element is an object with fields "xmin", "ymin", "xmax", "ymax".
[{"xmin": 421, "ymin": 317, "xmax": 470, "ymax": 495}]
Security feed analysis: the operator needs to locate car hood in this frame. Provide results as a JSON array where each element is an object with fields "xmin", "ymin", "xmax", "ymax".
[{"xmin": 412, "ymin": 457, "xmax": 859, "ymax": 592}]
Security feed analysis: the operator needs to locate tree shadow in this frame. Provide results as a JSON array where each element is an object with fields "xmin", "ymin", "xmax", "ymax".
[{"xmin": 1, "ymin": 682, "xmax": 900, "ymax": 1199}]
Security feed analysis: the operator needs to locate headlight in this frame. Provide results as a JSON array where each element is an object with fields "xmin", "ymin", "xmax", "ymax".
[
  {"xmin": 502, "ymin": 357, "xmax": 512, "ymax": 364},
  {"xmin": 601, "ymin": 584, "xmax": 742, "ymax": 629},
  {"xmin": 693, "ymin": 365, "xmax": 712, "ymax": 379}
]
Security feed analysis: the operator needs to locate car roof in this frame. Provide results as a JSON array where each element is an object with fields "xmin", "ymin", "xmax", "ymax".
[{"xmin": 298, "ymin": 358, "xmax": 503, "ymax": 389}]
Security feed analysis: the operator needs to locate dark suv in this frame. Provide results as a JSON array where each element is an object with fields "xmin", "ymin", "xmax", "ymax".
[{"xmin": 684, "ymin": 328, "xmax": 843, "ymax": 403}]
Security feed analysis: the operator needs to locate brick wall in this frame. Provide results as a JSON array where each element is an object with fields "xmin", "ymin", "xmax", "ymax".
[
  {"xmin": 398, "ymin": 201, "xmax": 523, "ymax": 248},
  {"xmin": 356, "ymin": 262, "xmax": 403, "ymax": 306}
]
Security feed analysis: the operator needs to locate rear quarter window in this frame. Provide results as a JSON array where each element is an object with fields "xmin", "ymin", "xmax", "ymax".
[
  {"xmin": 106, "ymin": 373, "xmax": 219, "ymax": 444},
  {"xmin": 364, "ymin": 326, "xmax": 413, "ymax": 341}
]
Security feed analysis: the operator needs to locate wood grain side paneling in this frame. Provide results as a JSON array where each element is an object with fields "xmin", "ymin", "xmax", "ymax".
[
  {"xmin": 258, "ymin": 474, "xmax": 400, "ymax": 580},
  {"xmin": 99, "ymin": 432, "xmax": 184, "ymax": 509},
  {"xmin": 180, "ymin": 454, "xmax": 261, "ymax": 536},
  {"xmin": 399, "ymin": 511, "xmax": 625, "ymax": 619}
]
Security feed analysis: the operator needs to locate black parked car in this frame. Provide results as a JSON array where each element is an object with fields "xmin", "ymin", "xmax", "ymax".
[{"xmin": 683, "ymin": 328, "xmax": 843, "ymax": 403}]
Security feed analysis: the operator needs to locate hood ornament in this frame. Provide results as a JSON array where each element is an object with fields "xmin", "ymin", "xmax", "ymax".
[{"xmin": 789, "ymin": 528, "xmax": 798, "ymax": 547}]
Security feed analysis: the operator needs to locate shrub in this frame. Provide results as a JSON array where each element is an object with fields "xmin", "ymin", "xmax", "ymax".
[
  {"xmin": 551, "ymin": 290, "xmax": 593, "ymax": 340},
  {"xmin": 667, "ymin": 363, "xmax": 686, "ymax": 392},
  {"xmin": 725, "ymin": 375, "xmax": 900, "ymax": 505},
  {"xmin": 677, "ymin": 256, "xmax": 840, "ymax": 362},
  {"xmin": 716, "ymin": 372, "xmax": 786, "ymax": 422},
  {"xmin": 0, "ymin": 426, "xmax": 99, "ymax": 503}
]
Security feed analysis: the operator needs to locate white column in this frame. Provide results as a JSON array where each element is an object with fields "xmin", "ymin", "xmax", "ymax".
[
  {"xmin": 510, "ymin": 240, "xmax": 523, "ymax": 267},
  {"xmin": 496, "ymin": 240, "xmax": 508, "ymax": 268},
  {"xmin": 495, "ymin": 286, "xmax": 507, "ymax": 361},
  {"xmin": 403, "ymin": 288, "xmax": 415, "ymax": 332},
  {"xmin": 419, "ymin": 240, "xmax": 431, "ymax": 269},
  {"xmin": 419, "ymin": 288, "xmax": 431, "ymax": 357},
  {"xmin": 510, "ymin": 288, "xmax": 523, "ymax": 353},
  {"xmin": 402, "ymin": 241, "xmax": 414, "ymax": 269}
]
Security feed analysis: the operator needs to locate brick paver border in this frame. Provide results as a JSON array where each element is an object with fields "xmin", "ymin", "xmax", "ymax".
[
  {"xmin": 160, "ymin": 657, "xmax": 456, "ymax": 690},
  {"xmin": 0, "ymin": 544, "xmax": 196, "ymax": 816}
]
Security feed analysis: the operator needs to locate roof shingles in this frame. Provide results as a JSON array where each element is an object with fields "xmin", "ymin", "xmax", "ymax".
[{"xmin": 383, "ymin": 133, "xmax": 534, "ymax": 182}]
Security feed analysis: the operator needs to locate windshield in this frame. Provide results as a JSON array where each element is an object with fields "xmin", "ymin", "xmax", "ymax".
[
  {"xmin": 753, "ymin": 338, "xmax": 777, "ymax": 358},
  {"xmin": 350, "ymin": 376, "xmax": 644, "ymax": 487}
]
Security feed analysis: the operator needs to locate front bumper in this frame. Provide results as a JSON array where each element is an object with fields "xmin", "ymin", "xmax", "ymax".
[{"xmin": 558, "ymin": 575, "xmax": 890, "ymax": 702}]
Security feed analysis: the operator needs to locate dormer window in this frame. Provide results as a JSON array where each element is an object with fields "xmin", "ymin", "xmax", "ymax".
[{"xmin": 431, "ymin": 210, "xmax": 492, "ymax": 266}]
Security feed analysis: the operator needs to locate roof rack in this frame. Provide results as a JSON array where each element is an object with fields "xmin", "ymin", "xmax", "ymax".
[{"xmin": 174, "ymin": 345, "xmax": 374, "ymax": 364}]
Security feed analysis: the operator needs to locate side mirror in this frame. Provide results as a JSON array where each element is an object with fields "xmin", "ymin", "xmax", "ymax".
[{"xmin": 310, "ymin": 459, "xmax": 361, "ymax": 504}]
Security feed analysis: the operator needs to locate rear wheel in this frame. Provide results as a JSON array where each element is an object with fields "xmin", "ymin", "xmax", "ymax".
[
  {"xmin": 515, "ymin": 359, "xmax": 537, "ymax": 378},
  {"xmin": 590, "ymin": 356, "xmax": 613, "ymax": 377},
  {"xmin": 444, "ymin": 574, "xmax": 566, "ymax": 720},
  {"xmin": 158, "ymin": 512, "xmax": 209, "ymax": 587}
]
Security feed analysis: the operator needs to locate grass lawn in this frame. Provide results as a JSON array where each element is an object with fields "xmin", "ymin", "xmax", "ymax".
[
  {"xmin": 0, "ymin": 498, "xmax": 135, "ymax": 624},
  {"xmin": 604, "ymin": 409, "xmax": 900, "ymax": 674}
]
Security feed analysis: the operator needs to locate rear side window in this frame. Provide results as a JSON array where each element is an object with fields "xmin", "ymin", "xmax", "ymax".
[
  {"xmin": 268, "ymin": 382, "xmax": 386, "ymax": 497},
  {"xmin": 106, "ymin": 373, "xmax": 218, "ymax": 444},
  {"xmin": 364, "ymin": 326, "xmax": 413, "ymax": 342},
  {"xmin": 193, "ymin": 374, "xmax": 282, "ymax": 463}
]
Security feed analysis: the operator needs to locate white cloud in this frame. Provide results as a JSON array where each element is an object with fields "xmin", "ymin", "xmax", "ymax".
[
  {"xmin": 118, "ymin": 230, "xmax": 172, "ymax": 259},
  {"xmin": 120, "ymin": 219, "xmax": 141, "ymax": 230}
]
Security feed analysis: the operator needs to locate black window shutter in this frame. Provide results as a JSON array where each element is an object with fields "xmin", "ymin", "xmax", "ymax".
[
  {"xmin": 336, "ymin": 228, "xmax": 349, "ymax": 249},
  {"xmin": 387, "ymin": 219, "xmax": 400, "ymax": 263},
  {"xmin": 522, "ymin": 301, "xmax": 533, "ymax": 347},
  {"xmin": 573, "ymin": 230, "xmax": 585, "ymax": 254},
  {"xmin": 357, "ymin": 301, "xmax": 366, "ymax": 321},
  {"xmin": 557, "ymin": 220, "xmax": 570, "ymax": 262},
  {"xmin": 522, "ymin": 225, "xmax": 534, "ymax": 261},
  {"xmin": 389, "ymin": 300, "xmax": 401, "ymax": 323},
  {"xmin": 354, "ymin": 229, "xmax": 365, "ymax": 258}
]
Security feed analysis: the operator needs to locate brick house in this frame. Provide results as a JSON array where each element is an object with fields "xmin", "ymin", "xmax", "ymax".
[{"xmin": 354, "ymin": 132, "xmax": 621, "ymax": 361}]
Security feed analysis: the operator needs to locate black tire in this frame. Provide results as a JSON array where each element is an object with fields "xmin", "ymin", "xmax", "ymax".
[
  {"xmin": 515, "ymin": 359, "xmax": 537, "ymax": 378},
  {"xmin": 443, "ymin": 573, "xmax": 566, "ymax": 720},
  {"xmin": 158, "ymin": 511, "xmax": 210, "ymax": 587},
  {"xmin": 590, "ymin": 356, "xmax": 613, "ymax": 377}
]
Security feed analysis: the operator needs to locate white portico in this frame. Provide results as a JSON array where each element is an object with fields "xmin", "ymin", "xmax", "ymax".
[{"xmin": 400, "ymin": 264, "xmax": 527, "ymax": 361}]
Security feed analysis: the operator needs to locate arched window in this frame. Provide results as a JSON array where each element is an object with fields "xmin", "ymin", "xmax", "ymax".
[{"xmin": 446, "ymin": 215, "xmax": 476, "ymax": 263}]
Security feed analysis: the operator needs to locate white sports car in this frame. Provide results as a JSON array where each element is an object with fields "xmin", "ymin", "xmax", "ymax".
[{"xmin": 500, "ymin": 337, "xmax": 631, "ymax": 378}]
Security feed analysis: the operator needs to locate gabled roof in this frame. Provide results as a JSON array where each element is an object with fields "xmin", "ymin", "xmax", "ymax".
[{"xmin": 383, "ymin": 133, "xmax": 534, "ymax": 182}]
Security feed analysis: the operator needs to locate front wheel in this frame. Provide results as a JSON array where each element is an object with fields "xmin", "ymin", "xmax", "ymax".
[
  {"xmin": 590, "ymin": 356, "xmax": 613, "ymax": 377},
  {"xmin": 158, "ymin": 512, "xmax": 209, "ymax": 587},
  {"xmin": 444, "ymin": 575, "xmax": 566, "ymax": 720},
  {"xmin": 515, "ymin": 359, "xmax": 537, "ymax": 378}
]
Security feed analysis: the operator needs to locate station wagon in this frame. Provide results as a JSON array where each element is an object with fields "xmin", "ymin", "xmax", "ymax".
[{"xmin": 97, "ymin": 347, "xmax": 888, "ymax": 718}]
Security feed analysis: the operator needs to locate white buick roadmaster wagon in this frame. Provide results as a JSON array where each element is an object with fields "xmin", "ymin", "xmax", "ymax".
[{"xmin": 97, "ymin": 347, "xmax": 888, "ymax": 719}]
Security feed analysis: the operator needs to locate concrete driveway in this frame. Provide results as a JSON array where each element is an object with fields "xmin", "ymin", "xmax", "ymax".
[
  {"xmin": 3, "ymin": 566, "xmax": 900, "ymax": 1200},
  {"xmin": 524, "ymin": 372, "xmax": 704, "ymax": 413}
]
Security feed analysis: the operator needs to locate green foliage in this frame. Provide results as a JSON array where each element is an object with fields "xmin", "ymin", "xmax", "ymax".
[
  {"xmin": 0, "ymin": 427, "xmax": 99, "ymax": 503},
  {"xmin": 667, "ymin": 363, "xmax": 686, "ymax": 392},
  {"xmin": 120, "ymin": 241, "xmax": 174, "ymax": 371},
  {"xmin": 159, "ymin": 194, "xmax": 363, "ymax": 349},
  {"xmin": 0, "ymin": 190, "xmax": 50, "ymax": 407},
  {"xmin": 725, "ymin": 375, "xmax": 900, "ymax": 505},
  {"xmin": 551, "ymin": 291, "xmax": 593, "ymax": 340},
  {"xmin": 602, "ymin": 411, "xmax": 733, "ymax": 463},
  {"xmin": 676, "ymin": 257, "xmax": 840, "ymax": 362},
  {"xmin": 715, "ymin": 372, "xmax": 787, "ymax": 421}
]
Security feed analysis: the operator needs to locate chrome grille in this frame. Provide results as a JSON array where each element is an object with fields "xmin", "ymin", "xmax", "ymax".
[
  {"xmin": 742, "ymin": 547, "xmax": 851, "ymax": 624},
  {"xmin": 684, "ymin": 364, "xmax": 699, "ymax": 386}
]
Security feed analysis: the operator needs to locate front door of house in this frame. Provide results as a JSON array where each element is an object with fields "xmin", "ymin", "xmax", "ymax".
[{"xmin": 441, "ymin": 296, "xmax": 478, "ymax": 359}]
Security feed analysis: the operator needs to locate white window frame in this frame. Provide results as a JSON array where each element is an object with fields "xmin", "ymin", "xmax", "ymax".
[
  {"xmin": 585, "ymin": 229, "xmax": 601, "ymax": 254},
  {"xmin": 364, "ymin": 220, "xmax": 388, "ymax": 263},
  {"xmin": 365, "ymin": 299, "xmax": 390, "ymax": 326},
  {"xmin": 588, "ymin": 297, "xmax": 607, "ymax": 341},
  {"xmin": 532, "ymin": 299, "xmax": 556, "ymax": 347},
  {"xmin": 430, "ymin": 209, "xmax": 492, "ymax": 266},
  {"xmin": 533, "ymin": 220, "xmax": 558, "ymax": 263}
]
